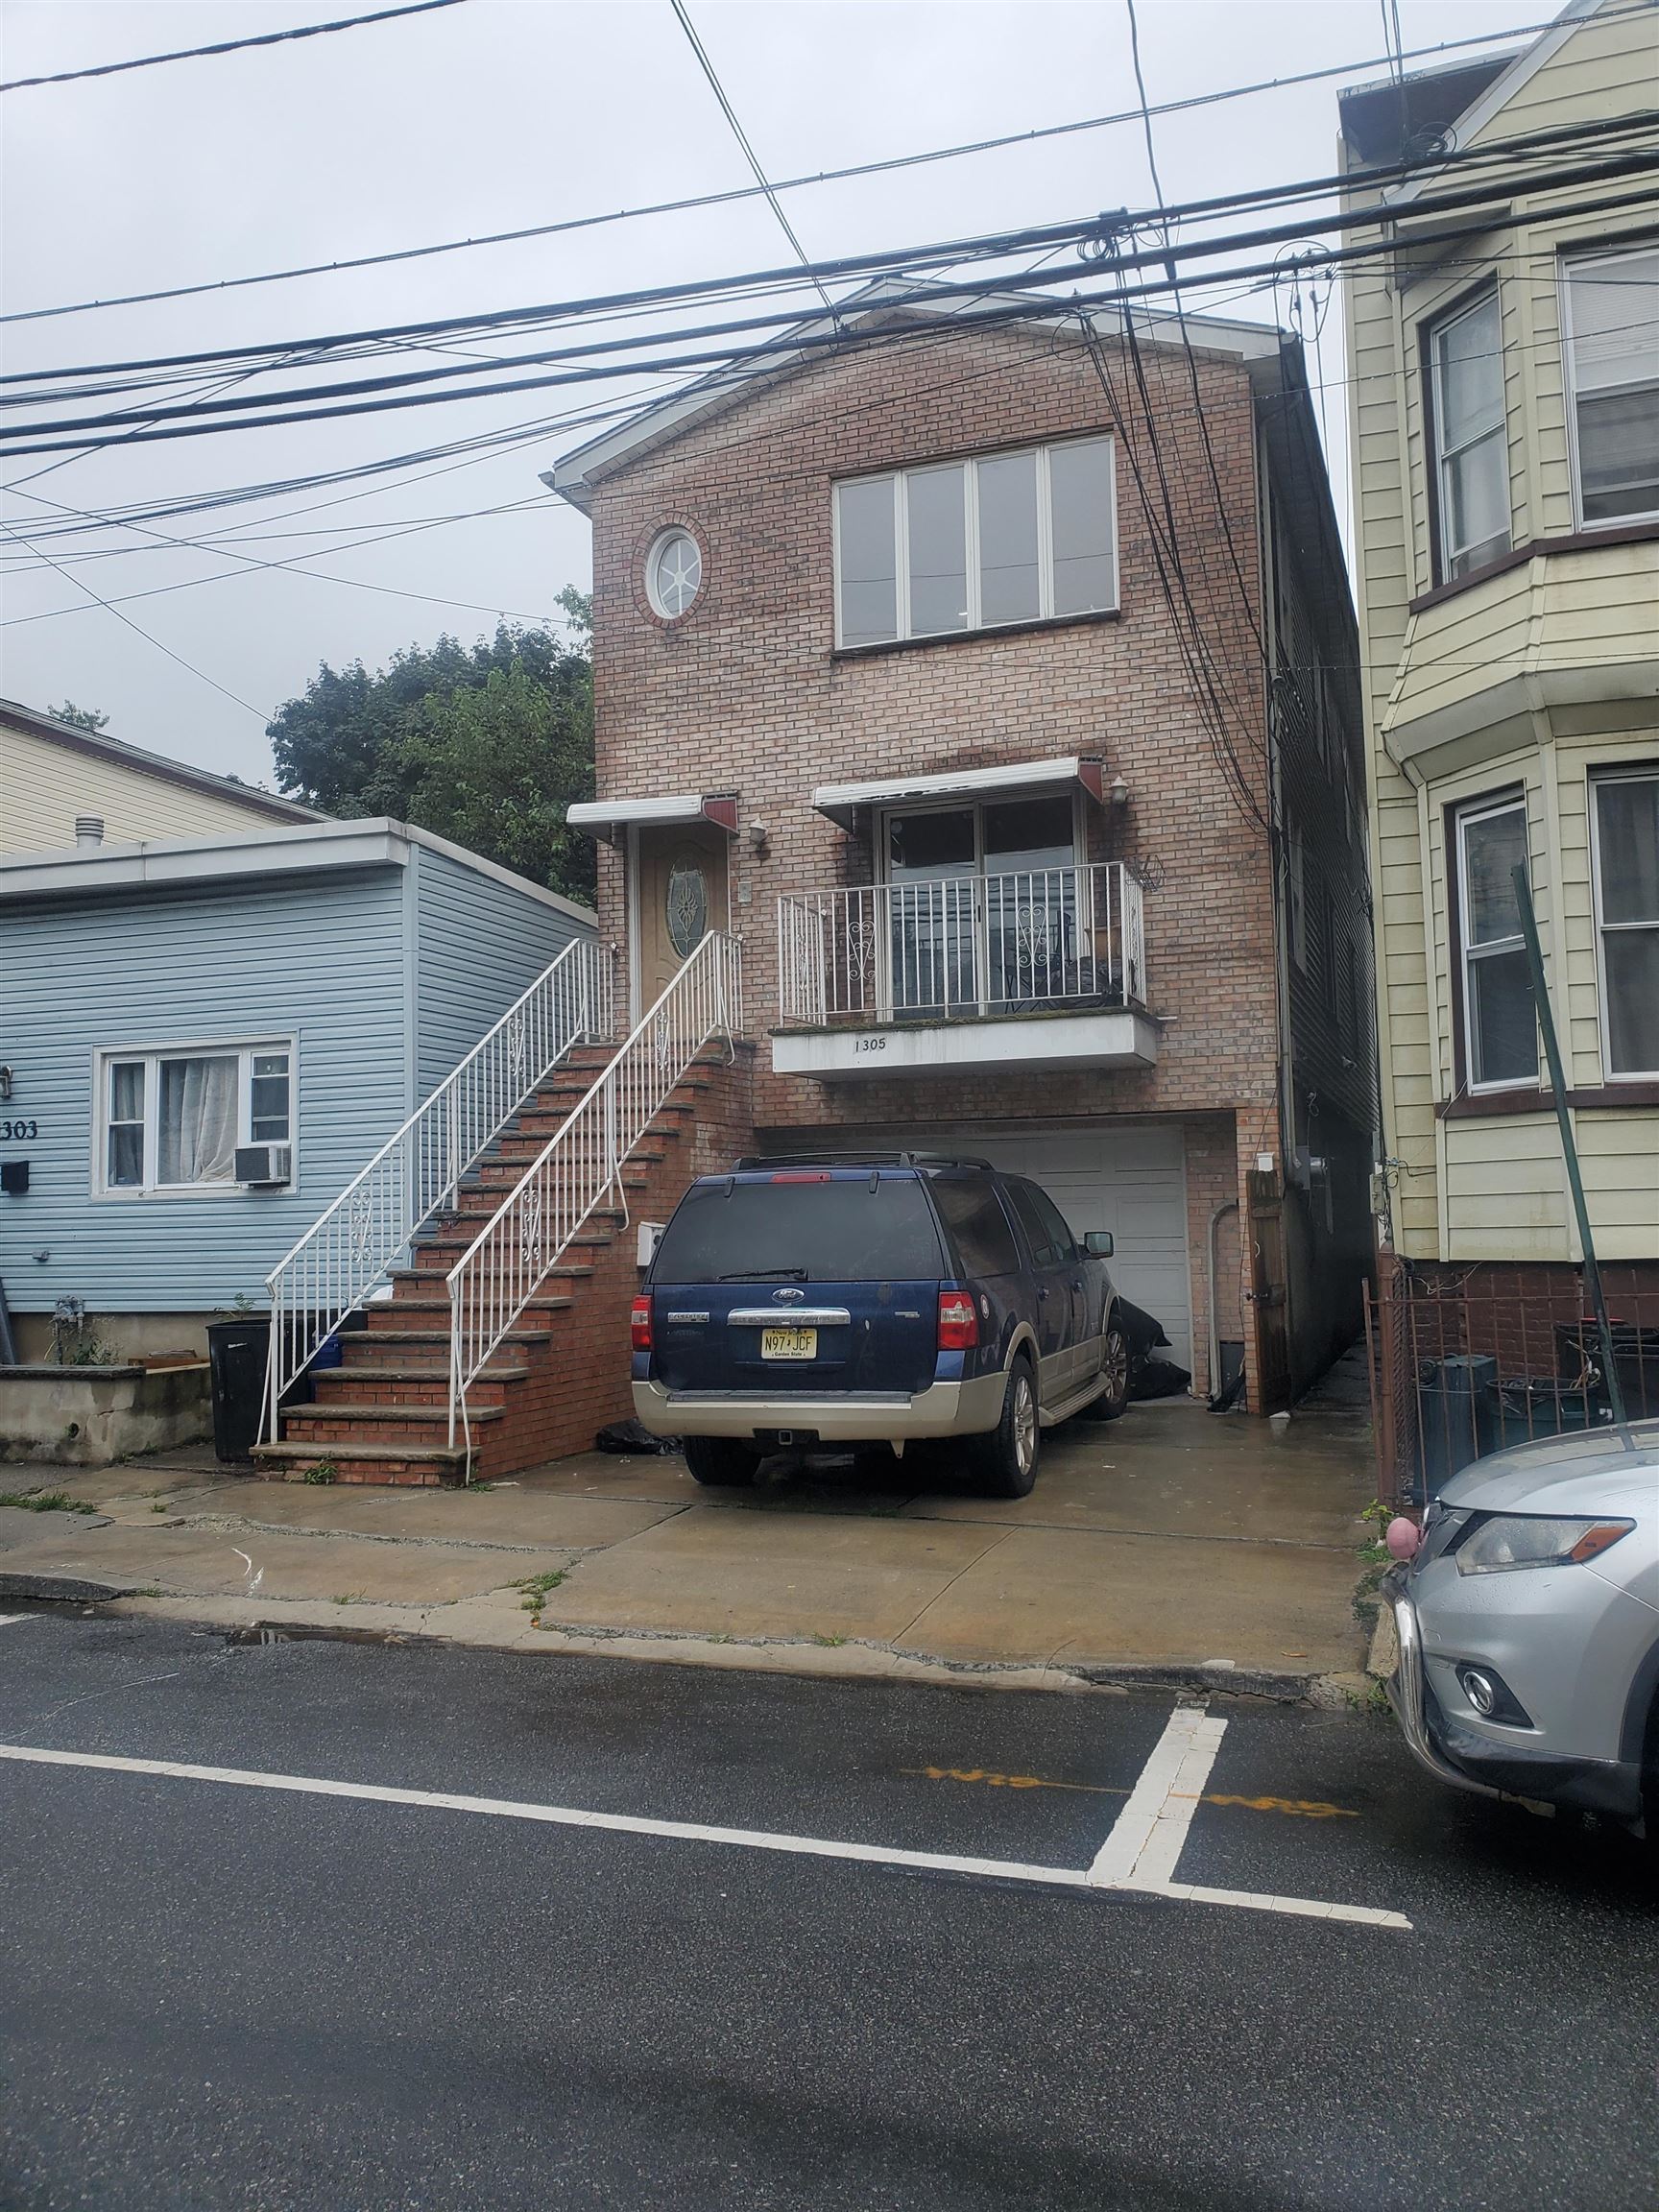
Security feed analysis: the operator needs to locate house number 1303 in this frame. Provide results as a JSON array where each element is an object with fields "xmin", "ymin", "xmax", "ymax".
[
  {"xmin": 0, "ymin": 1118, "xmax": 37, "ymax": 1141},
  {"xmin": 854, "ymin": 1035, "xmax": 886, "ymax": 1055}
]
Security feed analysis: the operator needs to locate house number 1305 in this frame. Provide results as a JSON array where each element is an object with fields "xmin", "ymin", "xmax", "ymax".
[{"xmin": 854, "ymin": 1035, "xmax": 886, "ymax": 1055}]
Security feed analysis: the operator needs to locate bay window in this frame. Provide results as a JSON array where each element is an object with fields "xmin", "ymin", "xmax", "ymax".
[
  {"xmin": 98, "ymin": 1041, "xmax": 293, "ymax": 1195},
  {"xmin": 1563, "ymin": 246, "xmax": 1659, "ymax": 525},
  {"xmin": 1455, "ymin": 798, "xmax": 1537, "ymax": 1092},
  {"xmin": 1591, "ymin": 770, "xmax": 1659, "ymax": 1078},
  {"xmin": 833, "ymin": 436, "xmax": 1117, "ymax": 647},
  {"xmin": 1430, "ymin": 291, "xmax": 1511, "ymax": 581}
]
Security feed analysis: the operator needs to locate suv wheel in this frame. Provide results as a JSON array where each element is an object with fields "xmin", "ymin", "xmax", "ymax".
[
  {"xmin": 970, "ymin": 1356, "xmax": 1040, "ymax": 1500},
  {"xmin": 1093, "ymin": 1312, "xmax": 1132, "ymax": 1421},
  {"xmin": 683, "ymin": 1435, "xmax": 760, "ymax": 1488}
]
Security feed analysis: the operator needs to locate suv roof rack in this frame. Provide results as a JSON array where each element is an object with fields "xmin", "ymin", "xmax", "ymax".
[{"xmin": 732, "ymin": 1151, "xmax": 993, "ymax": 1171}]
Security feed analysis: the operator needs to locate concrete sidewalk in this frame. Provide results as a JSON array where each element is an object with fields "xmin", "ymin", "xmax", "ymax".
[{"xmin": 0, "ymin": 1398, "xmax": 1377, "ymax": 1696}]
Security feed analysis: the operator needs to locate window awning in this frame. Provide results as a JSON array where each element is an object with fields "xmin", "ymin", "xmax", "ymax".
[
  {"xmin": 566, "ymin": 791, "xmax": 738, "ymax": 847},
  {"xmin": 811, "ymin": 757, "xmax": 1105, "ymax": 832}
]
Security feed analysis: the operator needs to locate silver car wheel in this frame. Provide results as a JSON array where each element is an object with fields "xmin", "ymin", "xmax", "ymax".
[
  {"xmin": 1013, "ymin": 1371, "xmax": 1037, "ymax": 1476},
  {"xmin": 1102, "ymin": 1325, "xmax": 1129, "ymax": 1400}
]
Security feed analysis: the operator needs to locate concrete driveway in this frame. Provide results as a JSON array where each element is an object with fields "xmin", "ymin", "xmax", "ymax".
[{"xmin": 0, "ymin": 1399, "xmax": 1376, "ymax": 1693}]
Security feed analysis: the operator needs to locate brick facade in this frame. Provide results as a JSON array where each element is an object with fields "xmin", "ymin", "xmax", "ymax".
[{"xmin": 564, "ymin": 308, "xmax": 1370, "ymax": 1411}]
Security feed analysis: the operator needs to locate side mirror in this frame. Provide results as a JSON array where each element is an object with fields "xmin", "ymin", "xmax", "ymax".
[{"xmin": 1085, "ymin": 1231, "xmax": 1114, "ymax": 1258}]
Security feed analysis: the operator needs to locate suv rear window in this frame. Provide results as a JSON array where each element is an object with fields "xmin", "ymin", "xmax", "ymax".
[
  {"xmin": 929, "ymin": 1176, "xmax": 1021, "ymax": 1277},
  {"xmin": 653, "ymin": 1175, "xmax": 947, "ymax": 1283}
]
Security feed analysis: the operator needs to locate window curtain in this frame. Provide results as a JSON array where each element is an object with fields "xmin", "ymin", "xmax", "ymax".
[{"xmin": 158, "ymin": 1056, "xmax": 238, "ymax": 1184}]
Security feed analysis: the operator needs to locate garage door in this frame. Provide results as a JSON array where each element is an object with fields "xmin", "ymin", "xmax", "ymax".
[{"xmin": 871, "ymin": 1120, "xmax": 1193, "ymax": 1372}]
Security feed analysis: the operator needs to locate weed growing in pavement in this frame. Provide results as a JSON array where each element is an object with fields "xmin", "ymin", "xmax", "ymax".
[
  {"xmin": 302, "ymin": 1461, "xmax": 339, "ymax": 1486},
  {"xmin": 0, "ymin": 1489, "xmax": 97, "ymax": 1515},
  {"xmin": 330, "ymin": 1592, "xmax": 368, "ymax": 1606},
  {"xmin": 132, "ymin": 1586, "xmax": 163, "ymax": 1598},
  {"xmin": 514, "ymin": 1570, "xmax": 567, "ymax": 1600},
  {"xmin": 811, "ymin": 1633, "xmax": 848, "ymax": 1648},
  {"xmin": 151, "ymin": 1501, "xmax": 169, "ymax": 1514}
]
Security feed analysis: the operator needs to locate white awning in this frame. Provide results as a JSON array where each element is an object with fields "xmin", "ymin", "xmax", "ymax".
[
  {"xmin": 811, "ymin": 757, "xmax": 1105, "ymax": 831},
  {"xmin": 566, "ymin": 791, "xmax": 738, "ymax": 847}
]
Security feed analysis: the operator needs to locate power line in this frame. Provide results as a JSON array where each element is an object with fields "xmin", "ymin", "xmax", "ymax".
[
  {"xmin": 0, "ymin": 0, "xmax": 469, "ymax": 93},
  {"xmin": 0, "ymin": 519, "xmax": 272, "ymax": 721},
  {"xmin": 8, "ymin": 0, "xmax": 1657, "ymax": 325},
  {"xmin": 6, "ymin": 165, "xmax": 1654, "ymax": 463},
  {"xmin": 10, "ymin": 108, "xmax": 1651, "ymax": 399},
  {"xmin": 668, "ymin": 0, "xmax": 835, "ymax": 321}
]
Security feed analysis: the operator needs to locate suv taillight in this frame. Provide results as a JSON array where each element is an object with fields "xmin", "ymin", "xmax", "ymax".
[
  {"xmin": 937, "ymin": 1290, "xmax": 979, "ymax": 1351},
  {"xmin": 630, "ymin": 1295, "xmax": 653, "ymax": 1352}
]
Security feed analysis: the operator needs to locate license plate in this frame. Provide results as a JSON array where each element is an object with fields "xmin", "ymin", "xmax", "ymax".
[{"xmin": 760, "ymin": 1326, "xmax": 817, "ymax": 1360}]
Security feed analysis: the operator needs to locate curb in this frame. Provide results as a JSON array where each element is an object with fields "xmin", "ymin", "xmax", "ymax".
[{"xmin": 0, "ymin": 1571, "xmax": 136, "ymax": 1603}]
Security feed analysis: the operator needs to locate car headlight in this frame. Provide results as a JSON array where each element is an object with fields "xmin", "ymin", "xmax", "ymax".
[{"xmin": 1453, "ymin": 1514, "xmax": 1634, "ymax": 1575}]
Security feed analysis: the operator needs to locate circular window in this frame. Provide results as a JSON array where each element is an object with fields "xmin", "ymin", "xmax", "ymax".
[
  {"xmin": 646, "ymin": 529, "xmax": 703, "ymax": 620},
  {"xmin": 665, "ymin": 854, "xmax": 709, "ymax": 957}
]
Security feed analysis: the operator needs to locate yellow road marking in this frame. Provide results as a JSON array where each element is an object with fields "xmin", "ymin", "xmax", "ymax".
[{"xmin": 903, "ymin": 1767, "xmax": 1358, "ymax": 1820}]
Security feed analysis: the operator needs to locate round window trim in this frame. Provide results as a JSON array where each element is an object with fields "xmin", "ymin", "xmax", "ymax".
[{"xmin": 646, "ymin": 528, "xmax": 703, "ymax": 621}]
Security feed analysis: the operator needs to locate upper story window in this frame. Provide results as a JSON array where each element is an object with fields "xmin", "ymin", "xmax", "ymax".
[
  {"xmin": 645, "ymin": 528, "xmax": 703, "ymax": 620},
  {"xmin": 1562, "ymin": 246, "xmax": 1659, "ymax": 527},
  {"xmin": 98, "ymin": 1041, "xmax": 292, "ymax": 1196},
  {"xmin": 1429, "ymin": 290, "xmax": 1511, "ymax": 582},
  {"xmin": 1455, "ymin": 796, "xmax": 1536, "ymax": 1093},
  {"xmin": 1590, "ymin": 768, "xmax": 1659, "ymax": 1079},
  {"xmin": 833, "ymin": 437, "xmax": 1117, "ymax": 649}
]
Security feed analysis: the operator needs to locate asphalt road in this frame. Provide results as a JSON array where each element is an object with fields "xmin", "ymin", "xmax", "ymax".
[{"xmin": 1, "ymin": 1609, "xmax": 1655, "ymax": 2212}]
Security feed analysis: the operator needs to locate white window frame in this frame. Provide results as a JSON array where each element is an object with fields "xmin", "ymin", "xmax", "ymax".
[
  {"xmin": 1560, "ymin": 243, "xmax": 1659, "ymax": 533},
  {"xmin": 831, "ymin": 436, "xmax": 1118, "ymax": 649},
  {"xmin": 1455, "ymin": 796, "xmax": 1537, "ymax": 1095},
  {"xmin": 92, "ymin": 1036, "xmax": 297, "ymax": 1200},
  {"xmin": 1589, "ymin": 766, "xmax": 1659, "ymax": 1082},
  {"xmin": 1429, "ymin": 288, "xmax": 1511, "ymax": 583}
]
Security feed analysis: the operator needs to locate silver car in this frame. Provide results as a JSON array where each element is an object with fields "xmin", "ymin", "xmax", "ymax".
[{"xmin": 1382, "ymin": 1420, "xmax": 1659, "ymax": 1830}]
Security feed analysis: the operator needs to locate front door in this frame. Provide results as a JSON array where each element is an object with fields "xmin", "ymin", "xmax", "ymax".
[{"xmin": 636, "ymin": 823, "xmax": 730, "ymax": 1013}]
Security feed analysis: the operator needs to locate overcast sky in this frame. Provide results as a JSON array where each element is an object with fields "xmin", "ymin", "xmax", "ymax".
[{"xmin": 1, "ymin": 0, "xmax": 1545, "ymax": 788}]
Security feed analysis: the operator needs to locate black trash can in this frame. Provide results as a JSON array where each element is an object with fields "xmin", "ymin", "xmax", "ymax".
[
  {"xmin": 1416, "ymin": 1354, "xmax": 1497, "ymax": 1496},
  {"xmin": 207, "ymin": 1315, "xmax": 272, "ymax": 1464}
]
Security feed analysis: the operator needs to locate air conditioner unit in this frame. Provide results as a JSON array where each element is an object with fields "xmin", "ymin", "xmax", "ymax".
[{"xmin": 235, "ymin": 1142, "xmax": 292, "ymax": 1188}]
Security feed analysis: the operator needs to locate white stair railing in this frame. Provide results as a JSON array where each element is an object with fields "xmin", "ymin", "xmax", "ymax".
[
  {"xmin": 445, "ymin": 930, "xmax": 742, "ymax": 1456},
  {"xmin": 264, "ymin": 935, "xmax": 612, "ymax": 1442}
]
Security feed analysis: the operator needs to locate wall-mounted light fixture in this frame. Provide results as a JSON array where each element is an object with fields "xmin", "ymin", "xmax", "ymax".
[
  {"xmin": 748, "ymin": 820, "xmax": 770, "ymax": 858},
  {"xmin": 1107, "ymin": 775, "xmax": 1131, "ymax": 808},
  {"xmin": 0, "ymin": 1065, "xmax": 12, "ymax": 1103}
]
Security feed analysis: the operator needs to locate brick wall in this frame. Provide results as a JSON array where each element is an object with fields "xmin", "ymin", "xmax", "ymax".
[{"xmin": 582, "ymin": 316, "xmax": 1282, "ymax": 1131}]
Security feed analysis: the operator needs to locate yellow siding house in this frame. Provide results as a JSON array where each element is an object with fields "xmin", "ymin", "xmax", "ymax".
[
  {"xmin": 1338, "ymin": 0, "xmax": 1659, "ymax": 1342},
  {"xmin": 1, "ymin": 697, "xmax": 318, "ymax": 854}
]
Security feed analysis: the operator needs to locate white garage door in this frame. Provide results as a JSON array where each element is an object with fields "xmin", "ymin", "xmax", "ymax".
[{"xmin": 881, "ymin": 1120, "xmax": 1193, "ymax": 1372}]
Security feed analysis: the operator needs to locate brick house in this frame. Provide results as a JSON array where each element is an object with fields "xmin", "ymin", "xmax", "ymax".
[{"xmin": 543, "ymin": 286, "xmax": 1375, "ymax": 1415}]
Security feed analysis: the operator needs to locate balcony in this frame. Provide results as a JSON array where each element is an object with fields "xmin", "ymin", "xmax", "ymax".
[{"xmin": 773, "ymin": 860, "xmax": 1158, "ymax": 1080}]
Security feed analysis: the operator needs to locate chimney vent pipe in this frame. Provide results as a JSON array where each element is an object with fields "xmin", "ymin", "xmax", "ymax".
[{"xmin": 74, "ymin": 815, "xmax": 104, "ymax": 851}]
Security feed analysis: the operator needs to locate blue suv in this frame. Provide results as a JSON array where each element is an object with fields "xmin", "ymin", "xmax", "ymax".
[{"xmin": 630, "ymin": 1154, "xmax": 1128, "ymax": 1497}]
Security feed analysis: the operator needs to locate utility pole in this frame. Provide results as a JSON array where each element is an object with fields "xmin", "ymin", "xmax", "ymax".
[{"xmin": 1512, "ymin": 865, "xmax": 1626, "ymax": 1425}]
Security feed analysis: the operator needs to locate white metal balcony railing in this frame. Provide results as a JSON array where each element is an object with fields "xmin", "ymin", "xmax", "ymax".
[
  {"xmin": 776, "ymin": 861, "xmax": 1144, "ymax": 1028},
  {"xmin": 445, "ymin": 929, "xmax": 744, "ymax": 1455},
  {"xmin": 263, "ymin": 935, "xmax": 613, "ymax": 1441}
]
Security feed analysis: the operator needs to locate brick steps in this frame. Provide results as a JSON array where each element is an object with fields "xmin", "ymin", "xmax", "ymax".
[{"xmin": 252, "ymin": 1042, "xmax": 749, "ymax": 1486}]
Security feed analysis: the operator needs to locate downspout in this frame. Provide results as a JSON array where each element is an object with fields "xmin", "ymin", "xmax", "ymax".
[{"xmin": 1208, "ymin": 1198, "xmax": 1239, "ymax": 1404}]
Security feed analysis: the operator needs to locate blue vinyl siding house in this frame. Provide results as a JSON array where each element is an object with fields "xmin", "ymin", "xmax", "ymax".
[{"xmin": 0, "ymin": 818, "xmax": 594, "ymax": 1356}]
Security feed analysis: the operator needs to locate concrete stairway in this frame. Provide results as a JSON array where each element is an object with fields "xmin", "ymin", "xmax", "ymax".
[{"xmin": 252, "ymin": 1046, "xmax": 743, "ymax": 1486}]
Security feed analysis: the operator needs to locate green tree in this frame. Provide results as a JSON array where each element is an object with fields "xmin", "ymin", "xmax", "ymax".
[
  {"xmin": 266, "ymin": 596, "xmax": 593, "ymax": 899},
  {"xmin": 50, "ymin": 701, "xmax": 109, "ymax": 733}
]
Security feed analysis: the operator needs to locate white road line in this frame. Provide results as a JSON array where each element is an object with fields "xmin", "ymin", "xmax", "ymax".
[
  {"xmin": 0, "ymin": 1741, "xmax": 1411, "ymax": 1930},
  {"xmin": 1088, "ymin": 1703, "xmax": 1228, "ymax": 1889},
  {"xmin": 0, "ymin": 1614, "xmax": 34, "ymax": 1628}
]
